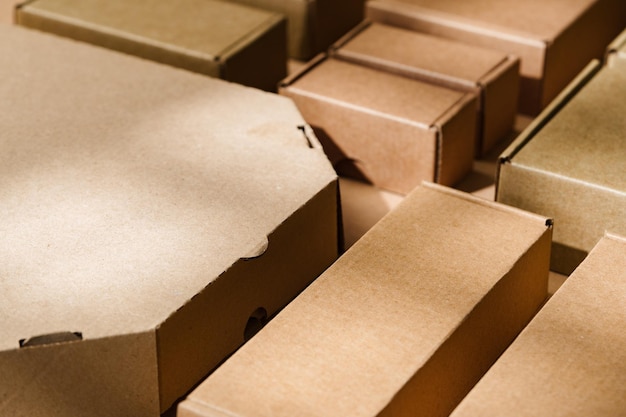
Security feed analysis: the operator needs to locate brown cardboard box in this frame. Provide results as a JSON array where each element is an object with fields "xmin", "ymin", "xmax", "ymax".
[
  {"xmin": 16, "ymin": 0, "xmax": 287, "ymax": 92},
  {"xmin": 280, "ymin": 54, "xmax": 477, "ymax": 195},
  {"xmin": 366, "ymin": 0, "xmax": 626, "ymax": 115},
  {"xmin": 177, "ymin": 182, "xmax": 553, "ymax": 417},
  {"xmin": 450, "ymin": 233, "xmax": 626, "ymax": 417},
  {"xmin": 220, "ymin": 0, "xmax": 365, "ymax": 60},
  {"xmin": 606, "ymin": 27, "xmax": 626, "ymax": 67},
  {"xmin": 496, "ymin": 60, "xmax": 626, "ymax": 275},
  {"xmin": 0, "ymin": 0, "xmax": 19, "ymax": 22},
  {"xmin": 0, "ymin": 24, "xmax": 338, "ymax": 416},
  {"xmin": 330, "ymin": 21, "xmax": 520, "ymax": 157}
]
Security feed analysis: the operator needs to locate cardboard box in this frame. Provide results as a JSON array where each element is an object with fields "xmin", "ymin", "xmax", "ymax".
[
  {"xmin": 330, "ymin": 21, "xmax": 520, "ymax": 157},
  {"xmin": 280, "ymin": 54, "xmax": 477, "ymax": 195},
  {"xmin": 496, "ymin": 60, "xmax": 626, "ymax": 275},
  {"xmin": 178, "ymin": 182, "xmax": 552, "ymax": 417},
  {"xmin": 16, "ymin": 0, "xmax": 287, "ymax": 92},
  {"xmin": 450, "ymin": 233, "xmax": 626, "ymax": 417},
  {"xmin": 0, "ymin": 24, "xmax": 339, "ymax": 417},
  {"xmin": 0, "ymin": 0, "xmax": 19, "ymax": 22},
  {"xmin": 220, "ymin": 0, "xmax": 365, "ymax": 60},
  {"xmin": 366, "ymin": 0, "xmax": 626, "ymax": 115},
  {"xmin": 606, "ymin": 27, "xmax": 626, "ymax": 67}
]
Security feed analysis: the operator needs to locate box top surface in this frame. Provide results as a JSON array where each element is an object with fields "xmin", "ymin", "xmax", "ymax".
[
  {"xmin": 372, "ymin": 0, "xmax": 598, "ymax": 41},
  {"xmin": 510, "ymin": 65, "xmax": 626, "ymax": 192},
  {"xmin": 451, "ymin": 233, "xmax": 626, "ymax": 416},
  {"xmin": 183, "ymin": 183, "xmax": 550, "ymax": 417},
  {"xmin": 336, "ymin": 23, "xmax": 511, "ymax": 86},
  {"xmin": 21, "ymin": 0, "xmax": 282, "ymax": 59},
  {"xmin": 0, "ymin": 24, "xmax": 336, "ymax": 350},
  {"xmin": 286, "ymin": 57, "xmax": 471, "ymax": 127}
]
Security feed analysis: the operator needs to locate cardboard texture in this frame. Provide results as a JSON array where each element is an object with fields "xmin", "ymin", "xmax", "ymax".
[
  {"xmin": 177, "ymin": 182, "xmax": 553, "ymax": 417},
  {"xmin": 16, "ymin": 0, "xmax": 288, "ymax": 92},
  {"xmin": 330, "ymin": 21, "xmax": 520, "ymax": 157},
  {"xmin": 450, "ymin": 233, "xmax": 626, "ymax": 417},
  {"xmin": 496, "ymin": 60, "xmax": 626, "ymax": 275},
  {"xmin": 606, "ymin": 27, "xmax": 626, "ymax": 67},
  {"xmin": 280, "ymin": 55, "xmax": 477, "ymax": 195},
  {"xmin": 366, "ymin": 0, "xmax": 626, "ymax": 115},
  {"xmin": 0, "ymin": 24, "xmax": 339, "ymax": 416},
  {"xmin": 220, "ymin": 0, "xmax": 365, "ymax": 60}
]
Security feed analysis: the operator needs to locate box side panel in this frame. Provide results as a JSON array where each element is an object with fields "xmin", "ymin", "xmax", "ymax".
[
  {"xmin": 435, "ymin": 94, "xmax": 477, "ymax": 186},
  {"xmin": 16, "ymin": 5, "xmax": 221, "ymax": 77},
  {"xmin": 222, "ymin": 15, "xmax": 287, "ymax": 92},
  {"xmin": 281, "ymin": 87, "xmax": 438, "ymax": 195},
  {"xmin": 0, "ymin": 332, "xmax": 159, "ymax": 417},
  {"xmin": 377, "ymin": 226, "xmax": 551, "ymax": 417},
  {"xmin": 479, "ymin": 56, "xmax": 520, "ymax": 156},
  {"xmin": 156, "ymin": 180, "xmax": 339, "ymax": 411},
  {"xmin": 541, "ymin": 0, "xmax": 626, "ymax": 109},
  {"xmin": 497, "ymin": 163, "xmax": 626, "ymax": 275},
  {"xmin": 365, "ymin": 1, "xmax": 545, "ymax": 114}
]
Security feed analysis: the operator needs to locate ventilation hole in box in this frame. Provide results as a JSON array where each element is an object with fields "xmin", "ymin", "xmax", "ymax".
[{"xmin": 244, "ymin": 307, "xmax": 268, "ymax": 342}]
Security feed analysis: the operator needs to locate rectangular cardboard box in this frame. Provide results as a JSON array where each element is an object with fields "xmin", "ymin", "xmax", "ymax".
[
  {"xmin": 280, "ymin": 54, "xmax": 478, "ymax": 195},
  {"xmin": 0, "ymin": 24, "xmax": 339, "ymax": 417},
  {"xmin": 177, "ymin": 182, "xmax": 552, "ymax": 417},
  {"xmin": 330, "ymin": 21, "xmax": 520, "ymax": 157},
  {"xmin": 16, "ymin": 0, "xmax": 287, "ymax": 92},
  {"xmin": 606, "ymin": 27, "xmax": 626, "ymax": 67},
  {"xmin": 220, "ymin": 0, "xmax": 365, "ymax": 60},
  {"xmin": 496, "ymin": 60, "xmax": 626, "ymax": 275},
  {"xmin": 366, "ymin": 0, "xmax": 626, "ymax": 115},
  {"xmin": 450, "ymin": 233, "xmax": 626, "ymax": 417}
]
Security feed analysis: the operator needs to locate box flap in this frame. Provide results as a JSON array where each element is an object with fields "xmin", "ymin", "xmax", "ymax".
[
  {"xmin": 180, "ymin": 182, "xmax": 551, "ymax": 417},
  {"xmin": 0, "ymin": 24, "xmax": 336, "ymax": 350},
  {"xmin": 450, "ymin": 233, "xmax": 626, "ymax": 416},
  {"xmin": 332, "ymin": 21, "xmax": 513, "ymax": 90}
]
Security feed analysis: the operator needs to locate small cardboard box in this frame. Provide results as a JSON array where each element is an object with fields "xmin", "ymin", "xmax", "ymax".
[
  {"xmin": 606, "ymin": 27, "xmax": 626, "ymax": 67},
  {"xmin": 280, "ymin": 54, "xmax": 478, "ymax": 195},
  {"xmin": 330, "ymin": 21, "xmax": 520, "ymax": 157},
  {"xmin": 177, "ymin": 182, "xmax": 553, "ymax": 417},
  {"xmin": 450, "ymin": 233, "xmax": 626, "ymax": 417},
  {"xmin": 16, "ymin": 0, "xmax": 287, "ymax": 92},
  {"xmin": 366, "ymin": 0, "xmax": 626, "ymax": 115},
  {"xmin": 220, "ymin": 0, "xmax": 365, "ymax": 60},
  {"xmin": 0, "ymin": 25, "xmax": 339, "ymax": 417},
  {"xmin": 496, "ymin": 60, "xmax": 626, "ymax": 275}
]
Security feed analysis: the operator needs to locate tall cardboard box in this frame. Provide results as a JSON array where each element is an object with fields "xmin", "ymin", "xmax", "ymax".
[
  {"xmin": 280, "ymin": 55, "xmax": 477, "ymax": 195},
  {"xmin": 330, "ymin": 21, "xmax": 520, "ymax": 157},
  {"xmin": 0, "ymin": 25, "xmax": 339, "ymax": 417},
  {"xmin": 16, "ymin": 0, "xmax": 287, "ymax": 92},
  {"xmin": 178, "ymin": 182, "xmax": 553, "ymax": 417},
  {"xmin": 450, "ymin": 233, "xmax": 626, "ymax": 417},
  {"xmin": 366, "ymin": 0, "xmax": 626, "ymax": 115},
  {"xmin": 496, "ymin": 60, "xmax": 626, "ymax": 275},
  {"xmin": 220, "ymin": 0, "xmax": 365, "ymax": 60}
]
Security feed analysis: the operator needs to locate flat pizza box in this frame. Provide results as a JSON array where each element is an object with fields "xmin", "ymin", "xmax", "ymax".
[
  {"xmin": 0, "ymin": 24, "xmax": 338, "ymax": 417},
  {"xmin": 220, "ymin": 0, "xmax": 365, "ymax": 60},
  {"xmin": 450, "ymin": 233, "xmax": 626, "ymax": 417},
  {"xmin": 330, "ymin": 21, "xmax": 520, "ymax": 157},
  {"xmin": 366, "ymin": 0, "xmax": 626, "ymax": 115},
  {"xmin": 178, "ymin": 182, "xmax": 552, "ymax": 417},
  {"xmin": 16, "ymin": 0, "xmax": 287, "ymax": 92},
  {"xmin": 280, "ymin": 54, "xmax": 477, "ymax": 195},
  {"xmin": 496, "ymin": 60, "xmax": 626, "ymax": 275}
]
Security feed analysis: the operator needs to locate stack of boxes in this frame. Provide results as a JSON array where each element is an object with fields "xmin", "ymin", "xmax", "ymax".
[{"xmin": 1, "ymin": 0, "xmax": 625, "ymax": 416}]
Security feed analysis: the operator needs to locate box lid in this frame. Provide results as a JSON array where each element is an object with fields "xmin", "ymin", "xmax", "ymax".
[
  {"xmin": 450, "ymin": 233, "xmax": 626, "ymax": 416},
  {"xmin": 505, "ymin": 64, "xmax": 626, "ymax": 192},
  {"xmin": 0, "ymin": 24, "xmax": 336, "ymax": 350},
  {"xmin": 17, "ymin": 0, "xmax": 284, "ymax": 62},
  {"xmin": 285, "ymin": 56, "xmax": 473, "ymax": 128},
  {"xmin": 179, "ymin": 182, "xmax": 552, "ymax": 417},
  {"xmin": 333, "ymin": 22, "xmax": 512, "ymax": 89}
]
